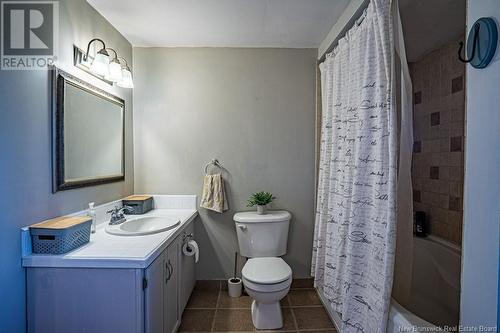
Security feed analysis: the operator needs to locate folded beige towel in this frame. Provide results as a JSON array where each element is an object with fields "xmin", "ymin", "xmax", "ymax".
[{"xmin": 200, "ymin": 173, "xmax": 228, "ymax": 213}]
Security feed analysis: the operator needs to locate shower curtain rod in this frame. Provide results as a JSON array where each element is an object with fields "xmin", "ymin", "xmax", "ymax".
[{"xmin": 318, "ymin": 0, "xmax": 370, "ymax": 62}]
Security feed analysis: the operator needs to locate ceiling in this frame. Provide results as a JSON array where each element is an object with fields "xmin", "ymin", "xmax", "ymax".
[
  {"xmin": 87, "ymin": 0, "xmax": 465, "ymax": 59},
  {"xmin": 399, "ymin": 0, "xmax": 466, "ymax": 62},
  {"xmin": 87, "ymin": 0, "xmax": 351, "ymax": 48}
]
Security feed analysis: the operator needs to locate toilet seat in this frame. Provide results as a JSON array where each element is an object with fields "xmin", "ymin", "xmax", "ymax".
[
  {"xmin": 242, "ymin": 257, "xmax": 292, "ymax": 291},
  {"xmin": 243, "ymin": 275, "xmax": 292, "ymax": 293},
  {"xmin": 242, "ymin": 257, "xmax": 292, "ymax": 284}
]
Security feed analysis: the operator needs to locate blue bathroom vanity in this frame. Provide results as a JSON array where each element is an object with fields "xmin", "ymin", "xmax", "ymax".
[{"xmin": 22, "ymin": 196, "xmax": 198, "ymax": 333}]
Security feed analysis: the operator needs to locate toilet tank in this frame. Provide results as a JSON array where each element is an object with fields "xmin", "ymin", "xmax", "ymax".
[{"xmin": 234, "ymin": 210, "xmax": 291, "ymax": 258}]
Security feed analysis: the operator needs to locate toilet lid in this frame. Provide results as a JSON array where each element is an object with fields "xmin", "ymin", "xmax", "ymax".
[{"xmin": 242, "ymin": 257, "xmax": 292, "ymax": 284}]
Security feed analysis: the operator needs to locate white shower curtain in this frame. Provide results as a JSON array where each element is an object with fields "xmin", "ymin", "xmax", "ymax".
[{"xmin": 312, "ymin": 0, "xmax": 398, "ymax": 332}]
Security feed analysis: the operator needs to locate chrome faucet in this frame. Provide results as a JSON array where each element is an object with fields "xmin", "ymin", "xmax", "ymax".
[{"xmin": 107, "ymin": 205, "xmax": 134, "ymax": 225}]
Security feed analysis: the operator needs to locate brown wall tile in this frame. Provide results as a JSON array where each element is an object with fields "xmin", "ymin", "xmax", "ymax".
[
  {"xmin": 451, "ymin": 90, "xmax": 465, "ymax": 109},
  {"xmin": 450, "ymin": 122, "xmax": 464, "ymax": 137},
  {"xmin": 438, "ymin": 123, "xmax": 450, "ymax": 138},
  {"xmin": 421, "ymin": 191, "xmax": 439, "ymax": 205},
  {"xmin": 430, "ymin": 166, "xmax": 440, "ymax": 179},
  {"xmin": 449, "ymin": 152, "xmax": 463, "ymax": 166},
  {"xmin": 439, "ymin": 166, "xmax": 450, "ymax": 180},
  {"xmin": 413, "ymin": 190, "xmax": 421, "ymax": 203},
  {"xmin": 451, "ymin": 107, "xmax": 464, "ymax": 122},
  {"xmin": 431, "ymin": 112, "xmax": 440, "ymax": 126},
  {"xmin": 450, "ymin": 136, "xmax": 463, "ymax": 152},
  {"xmin": 437, "ymin": 194, "xmax": 449, "ymax": 209},
  {"xmin": 440, "ymin": 138, "xmax": 450, "ymax": 152},
  {"xmin": 449, "ymin": 182, "xmax": 463, "ymax": 197},
  {"xmin": 414, "ymin": 91, "xmax": 422, "ymax": 104},
  {"xmin": 449, "ymin": 196, "xmax": 462, "ymax": 211},
  {"xmin": 448, "ymin": 211, "xmax": 463, "ymax": 228},
  {"xmin": 451, "ymin": 76, "xmax": 463, "ymax": 93},
  {"xmin": 449, "ymin": 166, "xmax": 463, "ymax": 181},
  {"xmin": 413, "ymin": 141, "xmax": 422, "ymax": 153}
]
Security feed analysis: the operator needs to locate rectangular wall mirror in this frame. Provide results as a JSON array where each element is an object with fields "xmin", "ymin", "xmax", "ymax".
[{"xmin": 52, "ymin": 67, "xmax": 125, "ymax": 192}]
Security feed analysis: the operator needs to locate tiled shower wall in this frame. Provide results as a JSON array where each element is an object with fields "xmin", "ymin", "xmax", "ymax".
[{"xmin": 409, "ymin": 37, "xmax": 465, "ymax": 245}]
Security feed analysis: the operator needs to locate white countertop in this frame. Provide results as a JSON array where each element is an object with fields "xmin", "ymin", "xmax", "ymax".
[{"xmin": 22, "ymin": 206, "xmax": 198, "ymax": 269}]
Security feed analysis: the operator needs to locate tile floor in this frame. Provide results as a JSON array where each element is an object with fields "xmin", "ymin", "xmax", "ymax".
[{"xmin": 179, "ymin": 279, "xmax": 337, "ymax": 332}]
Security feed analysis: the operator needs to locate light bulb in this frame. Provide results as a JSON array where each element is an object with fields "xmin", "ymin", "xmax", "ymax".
[
  {"xmin": 90, "ymin": 50, "xmax": 110, "ymax": 77},
  {"xmin": 117, "ymin": 67, "xmax": 133, "ymax": 89},
  {"xmin": 106, "ymin": 59, "xmax": 122, "ymax": 82}
]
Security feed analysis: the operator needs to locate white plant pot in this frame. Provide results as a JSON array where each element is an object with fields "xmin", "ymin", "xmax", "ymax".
[
  {"xmin": 257, "ymin": 205, "xmax": 267, "ymax": 215},
  {"xmin": 228, "ymin": 278, "xmax": 242, "ymax": 298}
]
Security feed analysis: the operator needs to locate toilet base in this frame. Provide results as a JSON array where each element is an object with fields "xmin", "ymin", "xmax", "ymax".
[{"xmin": 251, "ymin": 300, "xmax": 283, "ymax": 329}]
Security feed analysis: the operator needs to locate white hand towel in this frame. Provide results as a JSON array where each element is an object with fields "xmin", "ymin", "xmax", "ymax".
[{"xmin": 200, "ymin": 173, "xmax": 228, "ymax": 213}]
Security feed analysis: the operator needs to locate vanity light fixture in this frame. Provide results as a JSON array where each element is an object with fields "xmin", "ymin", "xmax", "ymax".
[
  {"xmin": 116, "ymin": 57, "xmax": 134, "ymax": 89},
  {"xmin": 84, "ymin": 38, "xmax": 110, "ymax": 77},
  {"xmin": 74, "ymin": 38, "xmax": 134, "ymax": 89}
]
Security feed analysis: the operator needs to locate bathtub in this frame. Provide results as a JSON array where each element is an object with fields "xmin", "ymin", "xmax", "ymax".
[
  {"xmin": 387, "ymin": 236, "xmax": 461, "ymax": 332},
  {"xmin": 318, "ymin": 235, "xmax": 461, "ymax": 333},
  {"xmin": 387, "ymin": 299, "xmax": 435, "ymax": 332}
]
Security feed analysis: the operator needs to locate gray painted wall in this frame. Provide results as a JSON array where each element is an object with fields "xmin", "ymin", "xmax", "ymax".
[
  {"xmin": 0, "ymin": 0, "xmax": 133, "ymax": 331},
  {"xmin": 461, "ymin": 0, "xmax": 500, "ymax": 327},
  {"xmin": 133, "ymin": 48, "xmax": 317, "ymax": 279}
]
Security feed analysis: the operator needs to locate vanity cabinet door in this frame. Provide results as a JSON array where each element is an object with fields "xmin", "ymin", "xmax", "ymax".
[
  {"xmin": 145, "ymin": 251, "xmax": 166, "ymax": 333},
  {"xmin": 144, "ymin": 237, "xmax": 182, "ymax": 333},
  {"xmin": 164, "ymin": 238, "xmax": 180, "ymax": 333}
]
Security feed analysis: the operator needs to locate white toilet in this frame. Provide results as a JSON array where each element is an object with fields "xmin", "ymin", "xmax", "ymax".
[{"xmin": 234, "ymin": 210, "xmax": 292, "ymax": 330}]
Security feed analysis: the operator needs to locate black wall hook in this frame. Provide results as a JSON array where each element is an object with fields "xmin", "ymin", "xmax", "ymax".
[
  {"xmin": 458, "ymin": 17, "xmax": 498, "ymax": 69},
  {"xmin": 458, "ymin": 24, "xmax": 480, "ymax": 63}
]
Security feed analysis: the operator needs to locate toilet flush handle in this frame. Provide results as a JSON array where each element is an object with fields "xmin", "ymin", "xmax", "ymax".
[{"xmin": 238, "ymin": 224, "xmax": 247, "ymax": 231}]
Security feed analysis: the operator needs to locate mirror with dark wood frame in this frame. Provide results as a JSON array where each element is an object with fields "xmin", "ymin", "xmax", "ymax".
[{"xmin": 52, "ymin": 67, "xmax": 125, "ymax": 192}]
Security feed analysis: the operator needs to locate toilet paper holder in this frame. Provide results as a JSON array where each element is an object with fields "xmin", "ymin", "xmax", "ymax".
[
  {"xmin": 182, "ymin": 232, "xmax": 199, "ymax": 263},
  {"xmin": 182, "ymin": 232, "xmax": 194, "ymax": 243}
]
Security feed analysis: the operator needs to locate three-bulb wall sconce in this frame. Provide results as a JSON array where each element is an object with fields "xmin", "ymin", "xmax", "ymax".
[{"xmin": 73, "ymin": 38, "xmax": 133, "ymax": 88}]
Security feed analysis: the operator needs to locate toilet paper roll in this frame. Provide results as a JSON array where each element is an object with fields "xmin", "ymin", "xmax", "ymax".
[{"xmin": 182, "ymin": 240, "xmax": 199, "ymax": 263}]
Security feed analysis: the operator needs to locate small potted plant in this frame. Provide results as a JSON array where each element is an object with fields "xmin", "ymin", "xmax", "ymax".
[{"xmin": 247, "ymin": 191, "xmax": 275, "ymax": 215}]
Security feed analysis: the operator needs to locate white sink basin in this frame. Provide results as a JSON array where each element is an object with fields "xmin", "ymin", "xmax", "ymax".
[{"xmin": 106, "ymin": 216, "xmax": 180, "ymax": 236}]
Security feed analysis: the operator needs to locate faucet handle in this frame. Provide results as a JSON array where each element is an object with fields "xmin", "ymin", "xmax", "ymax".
[
  {"xmin": 106, "ymin": 206, "xmax": 120, "ymax": 215},
  {"xmin": 121, "ymin": 205, "xmax": 135, "ymax": 214}
]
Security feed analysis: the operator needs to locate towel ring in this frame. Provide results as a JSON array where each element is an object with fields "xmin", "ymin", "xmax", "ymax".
[{"xmin": 204, "ymin": 159, "xmax": 223, "ymax": 174}]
